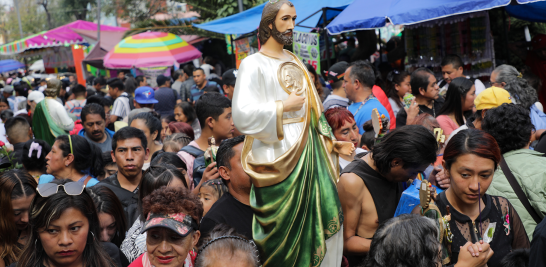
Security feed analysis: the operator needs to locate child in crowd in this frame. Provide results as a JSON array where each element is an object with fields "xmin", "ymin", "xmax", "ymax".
[
  {"xmin": 198, "ymin": 178, "xmax": 228, "ymax": 217},
  {"xmin": 360, "ymin": 120, "xmax": 375, "ymax": 151},
  {"xmin": 163, "ymin": 133, "xmax": 192, "ymax": 152}
]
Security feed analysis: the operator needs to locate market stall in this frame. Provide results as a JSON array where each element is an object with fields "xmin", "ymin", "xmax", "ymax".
[{"xmin": 404, "ymin": 11, "xmax": 495, "ymax": 78}]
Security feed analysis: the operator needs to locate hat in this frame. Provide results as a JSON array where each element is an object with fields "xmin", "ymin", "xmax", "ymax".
[
  {"xmin": 141, "ymin": 212, "xmax": 198, "ymax": 237},
  {"xmin": 222, "ymin": 69, "xmax": 237, "ymax": 86},
  {"xmin": 327, "ymin": 62, "xmax": 349, "ymax": 84},
  {"xmin": 156, "ymin": 75, "xmax": 170, "ymax": 87},
  {"xmin": 3, "ymin": 86, "xmax": 13, "ymax": 94},
  {"xmin": 27, "ymin": 91, "xmax": 45, "ymax": 104},
  {"xmin": 134, "ymin": 86, "xmax": 158, "ymax": 104},
  {"xmin": 474, "ymin": 86, "xmax": 512, "ymax": 110}
]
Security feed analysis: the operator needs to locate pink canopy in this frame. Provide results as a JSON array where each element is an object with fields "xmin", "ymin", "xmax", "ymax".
[{"xmin": 25, "ymin": 20, "xmax": 127, "ymax": 49}]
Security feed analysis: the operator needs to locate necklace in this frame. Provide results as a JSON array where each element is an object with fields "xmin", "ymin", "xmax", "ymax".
[{"xmin": 353, "ymin": 94, "xmax": 376, "ymax": 116}]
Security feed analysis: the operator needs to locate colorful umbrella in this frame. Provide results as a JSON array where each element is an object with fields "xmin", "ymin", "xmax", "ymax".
[
  {"xmin": 0, "ymin": 60, "xmax": 25, "ymax": 73},
  {"xmin": 103, "ymin": 32, "xmax": 202, "ymax": 69}
]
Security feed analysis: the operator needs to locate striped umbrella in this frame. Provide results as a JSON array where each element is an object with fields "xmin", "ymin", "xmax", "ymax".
[
  {"xmin": 103, "ymin": 32, "xmax": 201, "ymax": 69},
  {"xmin": 0, "ymin": 60, "xmax": 25, "ymax": 73}
]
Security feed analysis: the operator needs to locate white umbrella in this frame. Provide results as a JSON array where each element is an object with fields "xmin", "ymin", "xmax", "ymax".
[{"xmin": 29, "ymin": 59, "xmax": 45, "ymax": 72}]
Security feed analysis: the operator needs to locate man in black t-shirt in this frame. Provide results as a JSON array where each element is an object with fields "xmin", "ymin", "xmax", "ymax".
[
  {"xmin": 199, "ymin": 135, "xmax": 253, "ymax": 239},
  {"xmin": 99, "ymin": 127, "xmax": 149, "ymax": 227}
]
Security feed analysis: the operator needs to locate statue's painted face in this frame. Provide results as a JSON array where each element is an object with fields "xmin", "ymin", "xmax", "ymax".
[{"xmin": 270, "ymin": 3, "xmax": 297, "ymax": 46}]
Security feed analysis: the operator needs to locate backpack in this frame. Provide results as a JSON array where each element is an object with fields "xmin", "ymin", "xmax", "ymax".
[{"xmin": 179, "ymin": 145, "xmax": 206, "ymax": 187}]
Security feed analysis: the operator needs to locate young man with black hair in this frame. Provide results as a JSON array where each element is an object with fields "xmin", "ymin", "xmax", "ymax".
[
  {"xmin": 178, "ymin": 92, "xmax": 234, "ymax": 193},
  {"xmin": 199, "ymin": 135, "xmax": 253, "ymax": 239},
  {"xmin": 94, "ymin": 76, "xmax": 107, "ymax": 93},
  {"xmin": 99, "ymin": 126, "xmax": 149, "ymax": 226},
  {"xmin": 344, "ymin": 60, "xmax": 390, "ymax": 134},
  {"xmin": 135, "ymin": 75, "xmax": 147, "ymax": 87},
  {"xmin": 323, "ymin": 61, "xmax": 350, "ymax": 110},
  {"xmin": 79, "ymin": 103, "xmax": 115, "ymax": 153},
  {"xmin": 396, "ymin": 67, "xmax": 444, "ymax": 126},
  {"xmin": 4, "ymin": 116, "xmax": 32, "ymax": 164},
  {"xmin": 180, "ymin": 64, "xmax": 196, "ymax": 102},
  {"xmin": 64, "ymin": 84, "xmax": 87, "ymax": 120},
  {"xmin": 338, "ymin": 125, "xmax": 438, "ymax": 265},
  {"xmin": 439, "ymin": 54, "xmax": 486, "ymax": 96},
  {"xmin": 108, "ymin": 78, "xmax": 130, "ymax": 123},
  {"xmin": 154, "ymin": 74, "xmax": 181, "ymax": 117}
]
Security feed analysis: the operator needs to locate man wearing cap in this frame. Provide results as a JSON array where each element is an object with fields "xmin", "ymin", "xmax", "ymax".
[
  {"xmin": 2, "ymin": 86, "xmax": 15, "ymax": 110},
  {"xmin": 323, "ymin": 62, "xmax": 350, "ymax": 110},
  {"xmin": 128, "ymin": 86, "xmax": 159, "ymax": 122},
  {"xmin": 27, "ymin": 91, "xmax": 45, "ymax": 116},
  {"xmin": 154, "ymin": 75, "xmax": 181, "ymax": 117},
  {"xmin": 221, "ymin": 69, "xmax": 237, "ymax": 100}
]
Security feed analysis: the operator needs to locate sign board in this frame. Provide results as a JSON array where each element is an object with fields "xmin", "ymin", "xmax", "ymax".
[{"xmin": 292, "ymin": 31, "xmax": 321, "ymax": 74}]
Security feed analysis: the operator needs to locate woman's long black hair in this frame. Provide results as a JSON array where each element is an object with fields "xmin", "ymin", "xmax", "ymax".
[
  {"xmin": 17, "ymin": 179, "xmax": 116, "ymax": 267},
  {"xmin": 56, "ymin": 135, "xmax": 104, "ymax": 178},
  {"xmin": 437, "ymin": 77, "xmax": 474, "ymax": 126},
  {"xmin": 87, "ymin": 186, "xmax": 127, "ymax": 247}
]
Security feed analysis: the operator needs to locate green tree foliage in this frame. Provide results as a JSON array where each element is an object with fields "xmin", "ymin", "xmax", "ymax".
[
  {"xmin": 103, "ymin": 0, "xmax": 169, "ymax": 24},
  {"xmin": 59, "ymin": 0, "xmax": 94, "ymax": 20},
  {"xmin": 124, "ymin": 18, "xmax": 223, "ymax": 39}
]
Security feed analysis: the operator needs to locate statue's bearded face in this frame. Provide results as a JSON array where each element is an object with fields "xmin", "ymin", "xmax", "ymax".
[
  {"xmin": 270, "ymin": 3, "xmax": 296, "ymax": 46},
  {"xmin": 272, "ymin": 22, "xmax": 293, "ymax": 46}
]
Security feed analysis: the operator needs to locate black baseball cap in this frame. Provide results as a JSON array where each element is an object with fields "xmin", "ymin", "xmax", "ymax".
[
  {"xmin": 327, "ymin": 62, "xmax": 349, "ymax": 84},
  {"xmin": 222, "ymin": 69, "xmax": 237, "ymax": 86},
  {"xmin": 156, "ymin": 75, "xmax": 170, "ymax": 87}
]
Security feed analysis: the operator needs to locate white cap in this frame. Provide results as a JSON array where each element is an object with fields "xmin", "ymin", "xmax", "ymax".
[{"xmin": 28, "ymin": 91, "xmax": 45, "ymax": 104}]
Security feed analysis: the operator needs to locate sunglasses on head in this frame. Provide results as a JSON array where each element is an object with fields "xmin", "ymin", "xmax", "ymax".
[{"xmin": 36, "ymin": 182, "xmax": 85, "ymax": 197}]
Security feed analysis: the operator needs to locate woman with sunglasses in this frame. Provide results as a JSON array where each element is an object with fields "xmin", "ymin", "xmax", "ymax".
[
  {"xmin": 14, "ymin": 179, "xmax": 117, "ymax": 267},
  {"xmin": 0, "ymin": 170, "xmax": 37, "ymax": 267},
  {"xmin": 414, "ymin": 129, "xmax": 530, "ymax": 266},
  {"xmin": 128, "ymin": 186, "xmax": 202, "ymax": 267},
  {"xmin": 40, "ymin": 134, "xmax": 104, "ymax": 187},
  {"xmin": 121, "ymin": 164, "xmax": 188, "ymax": 262}
]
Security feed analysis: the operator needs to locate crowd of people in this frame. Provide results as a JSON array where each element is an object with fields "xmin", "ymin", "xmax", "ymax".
[{"xmin": 0, "ymin": 42, "xmax": 546, "ymax": 267}]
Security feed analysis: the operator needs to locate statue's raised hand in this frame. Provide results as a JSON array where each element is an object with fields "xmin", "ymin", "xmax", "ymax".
[{"xmin": 283, "ymin": 91, "xmax": 305, "ymax": 112}]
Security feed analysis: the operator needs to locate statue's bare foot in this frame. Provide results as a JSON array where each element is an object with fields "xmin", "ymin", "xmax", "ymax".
[{"xmin": 334, "ymin": 141, "xmax": 355, "ymax": 155}]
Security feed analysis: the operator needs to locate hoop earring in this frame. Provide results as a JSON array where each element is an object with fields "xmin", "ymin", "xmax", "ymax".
[{"xmin": 87, "ymin": 231, "xmax": 96, "ymax": 244}]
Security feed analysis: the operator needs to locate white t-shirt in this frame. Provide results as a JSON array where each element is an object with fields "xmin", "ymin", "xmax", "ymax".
[{"xmin": 111, "ymin": 92, "xmax": 131, "ymax": 120}]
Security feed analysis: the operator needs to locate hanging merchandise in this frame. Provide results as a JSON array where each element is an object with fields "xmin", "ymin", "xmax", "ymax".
[
  {"xmin": 293, "ymin": 30, "xmax": 321, "ymax": 74},
  {"xmin": 404, "ymin": 11, "xmax": 495, "ymax": 78},
  {"xmin": 234, "ymin": 35, "xmax": 258, "ymax": 69}
]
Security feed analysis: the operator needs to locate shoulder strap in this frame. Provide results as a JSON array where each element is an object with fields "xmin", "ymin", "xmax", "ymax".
[
  {"xmin": 180, "ymin": 145, "xmax": 205, "ymax": 158},
  {"xmin": 499, "ymin": 157, "xmax": 542, "ymax": 223}
]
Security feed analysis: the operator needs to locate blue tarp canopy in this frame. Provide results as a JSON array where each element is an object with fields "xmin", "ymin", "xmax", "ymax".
[
  {"xmin": 0, "ymin": 60, "xmax": 24, "ymax": 73},
  {"xmin": 193, "ymin": 0, "xmax": 352, "ymax": 35},
  {"xmin": 327, "ymin": 0, "xmax": 544, "ymax": 34},
  {"xmin": 506, "ymin": 1, "xmax": 546, "ymax": 22}
]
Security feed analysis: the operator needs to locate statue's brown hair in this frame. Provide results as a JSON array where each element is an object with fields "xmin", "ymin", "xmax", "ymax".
[{"xmin": 258, "ymin": 0, "xmax": 294, "ymax": 45}]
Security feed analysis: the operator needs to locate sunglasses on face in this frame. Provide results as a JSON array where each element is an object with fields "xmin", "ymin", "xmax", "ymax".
[{"xmin": 36, "ymin": 182, "xmax": 86, "ymax": 197}]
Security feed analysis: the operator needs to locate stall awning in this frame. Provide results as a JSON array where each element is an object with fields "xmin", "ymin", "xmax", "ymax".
[
  {"xmin": 506, "ymin": 1, "xmax": 546, "ymax": 22},
  {"xmin": 0, "ymin": 20, "xmax": 127, "ymax": 55},
  {"xmin": 327, "ymin": 0, "xmax": 545, "ymax": 34},
  {"xmin": 193, "ymin": 0, "xmax": 353, "ymax": 35}
]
